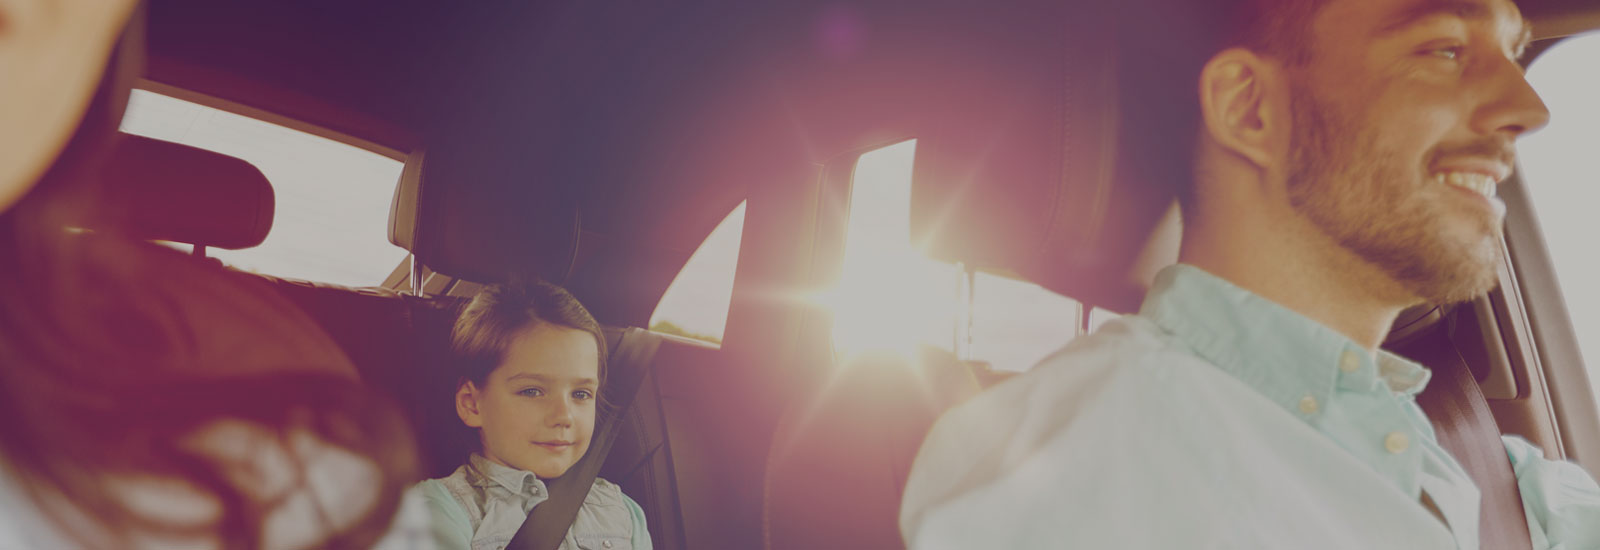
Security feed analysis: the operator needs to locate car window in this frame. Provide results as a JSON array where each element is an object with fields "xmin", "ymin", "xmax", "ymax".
[
  {"xmin": 830, "ymin": 139, "xmax": 1083, "ymax": 371},
  {"xmin": 119, "ymin": 89, "xmax": 408, "ymax": 287},
  {"xmin": 1521, "ymin": 32, "xmax": 1600, "ymax": 395},
  {"xmin": 648, "ymin": 201, "xmax": 746, "ymax": 346}
]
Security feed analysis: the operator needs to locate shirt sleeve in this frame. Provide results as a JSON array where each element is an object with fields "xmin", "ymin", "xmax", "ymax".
[
  {"xmin": 1503, "ymin": 435, "xmax": 1600, "ymax": 549},
  {"xmin": 369, "ymin": 487, "xmax": 440, "ymax": 550},
  {"xmin": 415, "ymin": 480, "xmax": 474, "ymax": 550},
  {"xmin": 623, "ymin": 492, "xmax": 653, "ymax": 550}
]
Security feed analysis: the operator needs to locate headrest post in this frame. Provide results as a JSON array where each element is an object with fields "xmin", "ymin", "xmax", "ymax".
[{"xmin": 410, "ymin": 254, "xmax": 425, "ymax": 298}]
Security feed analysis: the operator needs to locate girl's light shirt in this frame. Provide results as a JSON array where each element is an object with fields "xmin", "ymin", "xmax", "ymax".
[{"xmin": 415, "ymin": 453, "xmax": 650, "ymax": 550}]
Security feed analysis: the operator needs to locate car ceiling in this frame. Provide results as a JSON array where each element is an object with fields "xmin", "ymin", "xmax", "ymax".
[{"xmin": 143, "ymin": 0, "xmax": 1600, "ymax": 304}]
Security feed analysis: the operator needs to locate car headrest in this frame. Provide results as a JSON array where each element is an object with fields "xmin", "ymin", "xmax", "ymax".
[
  {"xmin": 387, "ymin": 147, "xmax": 581, "ymax": 285},
  {"xmin": 70, "ymin": 133, "xmax": 274, "ymax": 249},
  {"xmin": 908, "ymin": 1, "xmax": 1220, "ymax": 312}
]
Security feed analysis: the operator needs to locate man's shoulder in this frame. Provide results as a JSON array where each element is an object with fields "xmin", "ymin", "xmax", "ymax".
[
  {"xmin": 955, "ymin": 315, "xmax": 1203, "ymax": 423},
  {"xmin": 901, "ymin": 316, "xmax": 1231, "ymax": 534}
]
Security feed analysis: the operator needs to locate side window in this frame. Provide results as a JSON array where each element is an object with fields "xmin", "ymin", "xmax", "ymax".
[
  {"xmin": 1522, "ymin": 33, "xmax": 1600, "ymax": 395},
  {"xmin": 830, "ymin": 139, "xmax": 1084, "ymax": 371},
  {"xmin": 119, "ymin": 89, "xmax": 408, "ymax": 287},
  {"xmin": 648, "ymin": 201, "xmax": 746, "ymax": 346}
]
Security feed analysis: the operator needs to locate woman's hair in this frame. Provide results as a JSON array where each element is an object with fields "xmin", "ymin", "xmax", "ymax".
[
  {"xmin": 450, "ymin": 280, "xmax": 609, "ymax": 394},
  {"xmin": 0, "ymin": 11, "xmax": 419, "ymax": 549}
]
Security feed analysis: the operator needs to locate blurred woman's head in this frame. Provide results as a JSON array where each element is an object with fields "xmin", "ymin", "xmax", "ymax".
[
  {"xmin": 0, "ymin": 0, "xmax": 140, "ymax": 211},
  {"xmin": 0, "ymin": 3, "xmax": 422, "ymax": 548}
]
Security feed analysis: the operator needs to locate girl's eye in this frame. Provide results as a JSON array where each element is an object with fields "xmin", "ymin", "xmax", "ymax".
[
  {"xmin": 573, "ymin": 389, "xmax": 595, "ymax": 401},
  {"xmin": 519, "ymin": 388, "xmax": 544, "ymax": 397}
]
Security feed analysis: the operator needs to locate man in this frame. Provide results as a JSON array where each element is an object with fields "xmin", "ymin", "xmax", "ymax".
[{"xmin": 899, "ymin": 0, "xmax": 1600, "ymax": 548}]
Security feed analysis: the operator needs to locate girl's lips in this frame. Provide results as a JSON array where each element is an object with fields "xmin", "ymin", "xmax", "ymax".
[{"xmin": 533, "ymin": 441, "xmax": 575, "ymax": 451}]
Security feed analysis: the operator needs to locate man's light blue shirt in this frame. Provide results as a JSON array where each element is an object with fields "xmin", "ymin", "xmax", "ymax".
[{"xmin": 900, "ymin": 264, "xmax": 1600, "ymax": 549}]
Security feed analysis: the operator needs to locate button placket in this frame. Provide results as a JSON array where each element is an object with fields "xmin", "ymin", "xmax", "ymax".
[
  {"xmin": 1340, "ymin": 350, "xmax": 1362, "ymax": 373},
  {"xmin": 1385, "ymin": 431, "xmax": 1411, "ymax": 454},
  {"xmin": 1298, "ymin": 394, "xmax": 1319, "ymax": 415}
]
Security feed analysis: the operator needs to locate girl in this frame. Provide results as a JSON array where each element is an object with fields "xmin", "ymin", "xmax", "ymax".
[{"xmin": 416, "ymin": 282, "xmax": 651, "ymax": 550}]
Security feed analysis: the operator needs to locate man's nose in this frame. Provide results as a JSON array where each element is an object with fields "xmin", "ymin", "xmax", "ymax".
[{"xmin": 1474, "ymin": 55, "xmax": 1552, "ymax": 138}]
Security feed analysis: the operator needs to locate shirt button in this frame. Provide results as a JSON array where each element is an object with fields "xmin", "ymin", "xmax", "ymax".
[
  {"xmin": 1340, "ymin": 350, "xmax": 1361, "ymax": 373},
  {"xmin": 603, "ymin": 541, "xmax": 614, "ymax": 549},
  {"xmin": 1385, "ymin": 431, "xmax": 1410, "ymax": 454},
  {"xmin": 1298, "ymin": 394, "xmax": 1319, "ymax": 415}
]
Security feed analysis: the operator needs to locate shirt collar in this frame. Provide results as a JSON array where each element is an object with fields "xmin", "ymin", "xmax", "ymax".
[
  {"xmin": 1139, "ymin": 264, "xmax": 1432, "ymax": 421},
  {"xmin": 466, "ymin": 453, "xmax": 544, "ymax": 497}
]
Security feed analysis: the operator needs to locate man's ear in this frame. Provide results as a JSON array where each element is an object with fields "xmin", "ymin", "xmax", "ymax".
[
  {"xmin": 456, "ymin": 380, "xmax": 485, "ymax": 428},
  {"xmin": 1197, "ymin": 48, "xmax": 1289, "ymax": 171}
]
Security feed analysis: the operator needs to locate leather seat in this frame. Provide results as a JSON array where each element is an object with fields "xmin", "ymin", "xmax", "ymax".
[{"xmin": 764, "ymin": 349, "xmax": 980, "ymax": 550}]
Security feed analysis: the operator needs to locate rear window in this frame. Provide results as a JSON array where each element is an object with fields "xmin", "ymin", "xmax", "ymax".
[
  {"xmin": 648, "ymin": 201, "xmax": 746, "ymax": 346},
  {"xmin": 830, "ymin": 139, "xmax": 1084, "ymax": 371},
  {"xmin": 119, "ymin": 89, "xmax": 408, "ymax": 287}
]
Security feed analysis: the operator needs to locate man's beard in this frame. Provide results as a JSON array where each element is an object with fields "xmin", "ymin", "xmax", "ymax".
[{"xmin": 1283, "ymin": 80, "xmax": 1502, "ymax": 306}]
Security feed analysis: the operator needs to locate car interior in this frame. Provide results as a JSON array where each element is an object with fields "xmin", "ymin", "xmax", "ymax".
[{"xmin": 58, "ymin": 0, "xmax": 1600, "ymax": 548}]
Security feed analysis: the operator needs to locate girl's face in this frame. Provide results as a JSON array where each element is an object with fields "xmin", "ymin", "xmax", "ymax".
[{"xmin": 456, "ymin": 323, "xmax": 600, "ymax": 478}]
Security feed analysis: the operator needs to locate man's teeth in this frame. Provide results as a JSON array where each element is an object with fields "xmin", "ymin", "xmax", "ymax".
[{"xmin": 1435, "ymin": 172, "xmax": 1496, "ymax": 198}]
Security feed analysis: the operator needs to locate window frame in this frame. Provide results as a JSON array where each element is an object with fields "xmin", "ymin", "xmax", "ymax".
[
  {"xmin": 135, "ymin": 79, "xmax": 409, "ymax": 162},
  {"xmin": 1497, "ymin": 34, "xmax": 1600, "ymax": 474}
]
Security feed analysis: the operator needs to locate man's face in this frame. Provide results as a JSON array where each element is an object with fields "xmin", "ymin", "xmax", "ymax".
[{"xmin": 1281, "ymin": 0, "xmax": 1549, "ymax": 305}]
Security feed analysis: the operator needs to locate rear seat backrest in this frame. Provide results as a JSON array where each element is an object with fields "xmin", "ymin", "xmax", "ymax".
[
  {"xmin": 764, "ymin": 349, "xmax": 981, "ymax": 550},
  {"xmin": 258, "ymin": 277, "xmax": 472, "ymax": 477}
]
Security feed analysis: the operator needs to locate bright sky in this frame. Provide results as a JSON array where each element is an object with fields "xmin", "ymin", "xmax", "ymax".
[
  {"xmin": 1520, "ymin": 31, "xmax": 1600, "ymax": 401},
  {"xmin": 649, "ymin": 202, "xmax": 744, "ymax": 339}
]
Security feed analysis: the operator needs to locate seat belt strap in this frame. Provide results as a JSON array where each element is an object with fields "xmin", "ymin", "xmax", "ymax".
[
  {"xmin": 506, "ymin": 327, "xmax": 661, "ymax": 550},
  {"xmin": 1402, "ymin": 328, "xmax": 1534, "ymax": 550}
]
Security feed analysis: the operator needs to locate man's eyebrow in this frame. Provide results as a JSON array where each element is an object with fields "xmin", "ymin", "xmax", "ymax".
[
  {"xmin": 1379, "ymin": 0, "xmax": 1493, "ymax": 33},
  {"xmin": 1378, "ymin": 0, "xmax": 1533, "ymax": 58}
]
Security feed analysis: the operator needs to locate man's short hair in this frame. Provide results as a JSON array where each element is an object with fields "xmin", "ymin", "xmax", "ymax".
[
  {"xmin": 1222, "ymin": 0, "xmax": 1329, "ymax": 65},
  {"xmin": 1127, "ymin": 0, "xmax": 1329, "ymax": 210}
]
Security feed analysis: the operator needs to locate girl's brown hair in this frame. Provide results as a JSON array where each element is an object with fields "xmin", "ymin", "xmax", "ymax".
[{"xmin": 450, "ymin": 280, "xmax": 609, "ymax": 396}]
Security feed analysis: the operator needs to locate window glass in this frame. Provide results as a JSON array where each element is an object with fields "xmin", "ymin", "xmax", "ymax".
[
  {"xmin": 829, "ymin": 139, "xmax": 1081, "ymax": 370},
  {"xmin": 119, "ymin": 89, "xmax": 408, "ymax": 286},
  {"xmin": 969, "ymin": 272, "xmax": 1083, "ymax": 372},
  {"xmin": 831, "ymin": 140, "xmax": 961, "ymax": 356},
  {"xmin": 1088, "ymin": 306, "xmax": 1121, "ymax": 333},
  {"xmin": 648, "ymin": 201, "xmax": 746, "ymax": 346},
  {"xmin": 1522, "ymin": 33, "xmax": 1600, "ymax": 388}
]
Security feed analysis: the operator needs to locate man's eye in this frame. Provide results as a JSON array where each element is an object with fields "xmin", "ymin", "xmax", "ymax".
[
  {"xmin": 1428, "ymin": 46, "xmax": 1464, "ymax": 61},
  {"xmin": 573, "ymin": 389, "xmax": 595, "ymax": 401},
  {"xmin": 519, "ymin": 388, "xmax": 544, "ymax": 397}
]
